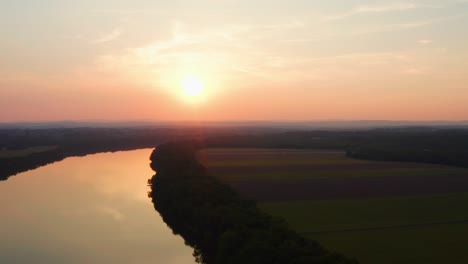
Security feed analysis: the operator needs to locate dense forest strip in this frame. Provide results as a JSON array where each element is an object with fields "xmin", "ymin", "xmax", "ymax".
[{"xmin": 148, "ymin": 141, "xmax": 358, "ymax": 264}]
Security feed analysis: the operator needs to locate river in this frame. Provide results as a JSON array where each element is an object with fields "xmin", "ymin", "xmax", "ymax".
[{"xmin": 0, "ymin": 149, "xmax": 195, "ymax": 264}]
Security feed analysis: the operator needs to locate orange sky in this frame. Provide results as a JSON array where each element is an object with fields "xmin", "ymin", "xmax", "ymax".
[{"xmin": 1, "ymin": 0, "xmax": 467, "ymax": 122}]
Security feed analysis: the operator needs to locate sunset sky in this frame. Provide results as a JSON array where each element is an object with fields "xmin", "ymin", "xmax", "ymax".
[{"xmin": 1, "ymin": 0, "xmax": 467, "ymax": 122}]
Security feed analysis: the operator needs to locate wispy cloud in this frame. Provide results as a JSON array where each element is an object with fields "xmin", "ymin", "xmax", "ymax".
[
  {"xmin": 93, "ymin": 28, "xmax": 123, "ymax": 44},
  {"xmin": 324, "ymin": 2, "xmax": 433, "ymax": 21},
  {"xmin": 418, "ymin": 39, "xmax": 433, "ymax": 45},
  {"xmin": 355, "ymin": 2, "xmax": 418, "ymax": 13},
  {"xmin": 98, "ymin": 206, "xmax": 125, "ymax": 221},
  {"xmin": 334, "ymin": 14, "xmax": 466, "ymax": 37},
  {"xmin": 404, "ymin": 67, "xmax": 430, "ymax": 75}
]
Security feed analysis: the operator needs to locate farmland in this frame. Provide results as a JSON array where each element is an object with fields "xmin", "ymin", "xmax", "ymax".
[{"xmin": 197, "ymin": 148, "xmax": 468, "ymax": 264}]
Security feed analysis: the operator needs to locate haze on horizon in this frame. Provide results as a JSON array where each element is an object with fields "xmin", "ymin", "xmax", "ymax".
[{"xmin": 1, "ymin": 0, "xmax": 467, "ymax": 122}]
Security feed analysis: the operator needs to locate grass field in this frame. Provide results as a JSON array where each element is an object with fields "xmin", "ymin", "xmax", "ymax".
[
  {"xmin": 198, "ymin": 148, "xmax": 468, "ymax": 264},
  {"xmin": 259, "ymin": 193, "xmax": 468, "ymax": 232},
  {"xmin": 0, "ymin": 146, "xmax": 58, "ymax": 159},
  {"xmin": 310, "ymin": 222, "xmax": 468, "ymax": 264}
]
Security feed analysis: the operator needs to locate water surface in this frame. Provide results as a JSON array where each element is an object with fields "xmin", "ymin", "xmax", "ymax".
[{"xmin": 0, "ymin": 149, "xmax": 195, "ymax": 264}]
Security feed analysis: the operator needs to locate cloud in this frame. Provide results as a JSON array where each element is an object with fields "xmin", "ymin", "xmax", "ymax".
[
  {"xmin": 92, "ymin": 19, "xmax": 307, "ymax": 85},
  {"xmin": 93, "ymin": 28, "xmax": 123, "ymax": 44},
  {"xmin": 418, "ymin": 39, "xmax": 433, "ymax": 45},
  {"xmin": 404, "ymin": 67, "xmax": 430, "ymax": 75},
  {"xmin": 334, "ymin": 14, "xmax": 466, "ymax": 37},
  {"xmin": 98, "ymin": 206, "xmax": 125, "ymax": 221},
  {"xmin": 324, "ymin": 2, "xmax": 432, "ymax": 21},
  {"xmin": 355, "ymin": 2, "xmax": 417, "ymax": 13}
]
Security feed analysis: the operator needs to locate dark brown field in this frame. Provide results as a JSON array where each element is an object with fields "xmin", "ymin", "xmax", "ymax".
[
  {"xmin": 197, "ymin": 148, "xmax": 468, "ymax": 202},
  {"xmin": 228, "ymin": 175, "xmax": 468, "ymax": 201}
]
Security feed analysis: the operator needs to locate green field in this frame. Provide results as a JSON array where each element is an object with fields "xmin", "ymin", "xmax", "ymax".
[
  {"xmin": 260, "ymin": 193, "xmax": 468, "ymax": 232},
  {"xmin": 0, "ymin": 146, "xmax": 58, "ymax": 158},
  {"xmin": 199, "ymin": 148, "xmax": 468, "ymax": 264},
  {"xmin": 310, "ymin": 223, "xmax": 468, "ymax": 264}
]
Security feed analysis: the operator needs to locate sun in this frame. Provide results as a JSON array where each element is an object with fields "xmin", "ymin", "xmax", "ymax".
[{"xmin": 180, "ymin": 75, "xmax": 205, "ymax": 97}]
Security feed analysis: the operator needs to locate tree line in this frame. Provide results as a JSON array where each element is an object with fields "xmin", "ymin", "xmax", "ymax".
[
  {"xmin": 203, "ymin": 128, "xmax": 468, "ymax": 168},
  {"xmin": 149, "ymin": 141, "xmax": 358, "ymax": 264},
  {"xmin": 345, "ymin": 129, "xmax": 468, "ymax": 167},
  {"xmin": 3, "ymin": 127, "xmax": 468, "ymax": 180}
]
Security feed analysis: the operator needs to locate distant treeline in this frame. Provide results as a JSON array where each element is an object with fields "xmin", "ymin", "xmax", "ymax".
[
  {"xmin": 0, "ymin": 127, "xmax": 182, "ymax": 180},
  {"xmin": 149, "ymin": 141, "xmax": 358, "ymax": 264},
  {"xmin": 0, "ymin": 141, "xmax": 158, "ymax": 180},
  {"xmin": 345, "ymin": 129, "xmax": 468, "ymax": 167},
  {"xmin": 0, "ymin": 126, "xmax": 259, "ymax": 180},
  {"xmin": 202, "ymin": 128, "xmax": 468, "ymax": 168},
  {"xmin": 3, "ymin": 127, "xmax": 468, "ymax": 180}
]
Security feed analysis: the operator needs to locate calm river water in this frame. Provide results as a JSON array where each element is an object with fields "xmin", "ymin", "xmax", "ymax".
[{"xmin": 0, "ymin": 149, "xmax": 195, "ymax": 264}]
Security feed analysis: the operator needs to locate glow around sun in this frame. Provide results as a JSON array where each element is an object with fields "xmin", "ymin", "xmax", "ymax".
[{"xmin": 180, "ymin": 75, "xmax": 205, "ymax": 98}]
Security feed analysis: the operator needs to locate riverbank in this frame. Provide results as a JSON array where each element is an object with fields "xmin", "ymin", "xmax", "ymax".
[{"xmin": 0, "ymin": 142, "xmax": 161, "ymax": 181}]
